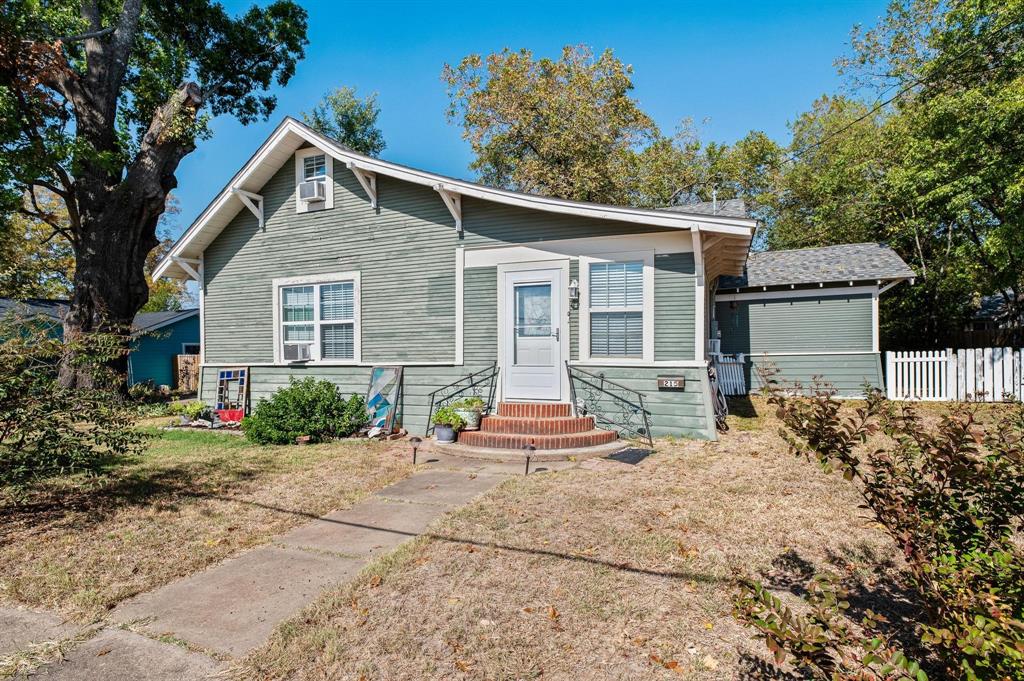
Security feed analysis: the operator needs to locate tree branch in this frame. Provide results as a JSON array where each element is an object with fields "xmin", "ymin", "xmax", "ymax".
[{"xmin": 59, "ymin": 26, "xmax": 113, "ymax": 43}]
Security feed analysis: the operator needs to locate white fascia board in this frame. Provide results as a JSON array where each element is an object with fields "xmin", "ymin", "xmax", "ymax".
[
  {"xmin": 155, "ymin": 116, "xmax": 755, "ymax": 280},
  {"xmin": 716, "ymin": 285, "xmax": 877, "ymax": 302}
]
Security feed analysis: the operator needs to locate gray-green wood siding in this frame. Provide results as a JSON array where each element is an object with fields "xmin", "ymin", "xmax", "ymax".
[
  {"xmin": 201, "ymin": 363, "xmax": 715, "ymax": 439},
  {"xmin": 654, "ymin": 253, "xmax": 696, "ymax": 361},
  {"xmin": 200, "ymin": 153, "xmax": 712, "ymax": 438},
  {"xmin": 204, "ymin": 159, "xmax": 670, "ymax": 365},
  {"xmin": 463, "ymin": 267, "xmax": 497, "ymax": 365},
  {"xmin": 715, "ymin": 293, "xmax": 873, "ymax": 354}
]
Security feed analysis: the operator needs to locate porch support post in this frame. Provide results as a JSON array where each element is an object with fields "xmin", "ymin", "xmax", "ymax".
[{"xmin": 693, "ymin": 228, "xmax": 706, "ymax": 362}]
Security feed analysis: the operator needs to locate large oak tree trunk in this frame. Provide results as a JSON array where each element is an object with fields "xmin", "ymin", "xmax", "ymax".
[{"xmin": 57, "ymin": 82, "xmax": 202, "ymax": 390}]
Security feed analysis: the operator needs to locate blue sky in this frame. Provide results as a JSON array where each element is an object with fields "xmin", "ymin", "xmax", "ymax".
[{"xmin": 169, "ymin": 0, "xmax": 887, "ymax": 238}]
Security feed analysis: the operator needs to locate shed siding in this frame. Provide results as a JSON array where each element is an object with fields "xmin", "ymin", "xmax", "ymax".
[
  {"xmin": 746, "ymin": 353, "xmax": 883, "ymax": 396},
  {"xmin": 715, "ymin": 293, "xmax": 873, "ymax": 354},
  {"xmin": 130, "ymin": 316, "xmax": 200, "ymax": 387},
  {"xmin": 654, "ymin": 252, "xmax": 696, "ymax": 361}
]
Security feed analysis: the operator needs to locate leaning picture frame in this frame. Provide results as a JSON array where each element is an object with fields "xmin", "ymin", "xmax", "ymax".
[{"xmin": 365, "ymin": 366, "xmax": 403, "ymax": 434}]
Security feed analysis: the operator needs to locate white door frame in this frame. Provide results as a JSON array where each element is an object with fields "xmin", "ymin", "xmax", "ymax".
[{"xmin": 496, "ymin": 259, "xmax": 571, "ymax": 402}]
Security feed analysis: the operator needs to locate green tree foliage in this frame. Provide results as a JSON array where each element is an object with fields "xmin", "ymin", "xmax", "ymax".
[
  {"xmin": 0, "ymin": 204, "xmax": 75, "ymax": 300},
  {"xmin": 241, "ymin": 377, "xmax": 368, "ymax": 445},
  {"xmin": 443, "ymin": 45, "xmax": 659, "ymax": 204},
  {"xmin": 761, "ymin": 0, "xmax": 1024, "ymax": 348},
  {"xmin": 442, "ymin": 45, "xmax": 782, "ymax": 210},
  {"xmin": 2, "ymin": 0, "xmax": 308, "ymax": 388},
  {"xmin": 302, "ymin": 86, "xmax": 385, "ymax": 157},
  {"xmin": 0, "ymin": 315, "xmax": 144, "ymax": 494},
  {"xmin": 735, "ymin": 384, "xmax": 1024, "ymax": 680}
]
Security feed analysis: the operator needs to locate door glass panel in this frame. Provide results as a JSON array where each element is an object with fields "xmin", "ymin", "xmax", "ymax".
[{"xmin": 514, "ymin": 283, "xmax": 552, "ymax": 365}]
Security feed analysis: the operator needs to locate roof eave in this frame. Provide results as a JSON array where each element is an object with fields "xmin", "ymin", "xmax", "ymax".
[{"xmin": 154, "ymin": 117, "xmax": 755, "ymax": 280}]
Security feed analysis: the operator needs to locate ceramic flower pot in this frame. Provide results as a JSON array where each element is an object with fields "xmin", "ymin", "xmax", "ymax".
[
  {"xmin": 435, "ymin": 423, "xmax": 456, "ymax": 443},
  {"xmin": 455, "ymin": 408, "xmax": 481, "ymax": 430}
]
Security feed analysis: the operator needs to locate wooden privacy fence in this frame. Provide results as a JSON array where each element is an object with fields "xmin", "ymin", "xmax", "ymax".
[
  {"xmin": 885, "ymin": 348, "xmax": 1024, "ymax": 401},
  {"xmin": 174, "ymin": 354, "xmax": 200, "ymax": 393}
]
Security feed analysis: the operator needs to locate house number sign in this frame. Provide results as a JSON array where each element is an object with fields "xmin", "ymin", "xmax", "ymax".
[{"xmin": 657, "ymin": 376, "xmax": 685, "ymax": 390}]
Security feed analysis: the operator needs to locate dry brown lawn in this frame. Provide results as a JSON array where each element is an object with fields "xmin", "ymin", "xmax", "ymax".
[
  {"xmin": 233, "ymin": 398, "xmax": 930, "ymax": 680},
  {"xmin": 0, "ymin": 421, "xmax": 412, "ymax": 621}
]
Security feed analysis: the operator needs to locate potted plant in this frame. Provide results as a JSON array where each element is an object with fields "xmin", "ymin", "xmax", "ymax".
[
  {"xmin": 432, "ymin": 406, "xmax": 465, "ymax": 444},
  {"xmin": 450, "ymin": 396, "xmax": 485, "ymax": 430}
]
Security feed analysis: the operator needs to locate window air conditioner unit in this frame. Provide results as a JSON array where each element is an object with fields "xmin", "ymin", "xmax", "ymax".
[
  {"xmin": 284, "ymin": 343, "xmax": 312, "ymax": 362},
  {"xmin": 298, "ymin": 179, "xmax": 326, "ymax": 203}
]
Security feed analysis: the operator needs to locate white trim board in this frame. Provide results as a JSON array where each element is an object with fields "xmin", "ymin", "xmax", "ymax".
[
  {"xmin": 154, "ymin": 117, "xmax": 754, "ymax": 280},
  {"xmin": 748, "ymin": 351, "xmax": 878, "ymax": 357},
  {"xmin": 715, "ymin": 285, "xmax": 877, "ymax": 302},
  {"xmin": 463, "ymin": 231, "xmax": 694, "ymax": 269}
]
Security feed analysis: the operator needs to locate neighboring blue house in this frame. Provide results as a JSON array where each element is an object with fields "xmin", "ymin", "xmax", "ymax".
[
  {"xmin": 0, "ymin": 299, "xmax": 199, "ymax": 388},
  {"xmin": 129, "ymin": 310, "xmax": 201, "ymax": 387}
]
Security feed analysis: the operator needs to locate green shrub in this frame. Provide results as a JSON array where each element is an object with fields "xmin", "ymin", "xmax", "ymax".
[
  {"xmin": 169, "ymin": 400, "xmax": 208, "ymax": 421},
  {"xmin": 241, "ymin": 377, "xmax": 368, "ymax": 445},
  {"xmin": 733, "ymin": 385, "xmax": 1024, "ymax": 681},
  {"xmin": 432, "ymin": 405, "xmax": 465, "ymax": 429},
  {"xmin": 0, "ymin": 316, "xmax": 145, "ymax": 493}
]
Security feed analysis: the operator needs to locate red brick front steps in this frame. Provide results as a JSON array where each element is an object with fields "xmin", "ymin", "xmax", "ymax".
[{"xmin": 457, "ymin": 401, "xmax": 617, "ymax": 451}]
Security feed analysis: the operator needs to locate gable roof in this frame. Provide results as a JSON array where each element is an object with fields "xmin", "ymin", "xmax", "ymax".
[
  {"xmin": 718, "ymin": 242, "xmax": 915, "ymax": 289},
  {"xmin": 154, "ymin": 117, "xmax": 757, "ymax": 280},
  {"xmin": 0, "ymin": 298, "xmax": 67, "ymax": 322},
  {"xmin": 661, "ymin": 198, "xmax": 748, "ymax": 219},
  {"xmin": 0, "ymin": 299, "xmax": 197, "ymax": 333}
]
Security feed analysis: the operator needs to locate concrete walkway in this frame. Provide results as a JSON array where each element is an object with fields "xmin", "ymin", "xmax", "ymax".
[{"xmin": 11, "ymin": 464, "xmax": 513, "ymax": 679}]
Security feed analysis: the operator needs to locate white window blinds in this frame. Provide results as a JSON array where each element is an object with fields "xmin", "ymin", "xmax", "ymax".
[{"xmin": 589, "ymin": 261, "xmax": 644, "ymax": 358}]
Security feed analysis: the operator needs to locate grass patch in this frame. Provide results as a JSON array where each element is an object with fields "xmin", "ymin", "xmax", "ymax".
[
  {"xmin": 233, "ymin": 401, "xmax": 933, "ymax": 680},
  {"xmin": 0, "ymin": 427, "xmax": 412, "ymax": 621}
]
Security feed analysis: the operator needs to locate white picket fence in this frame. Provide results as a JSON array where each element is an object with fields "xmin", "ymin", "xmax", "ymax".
[{"xmin": 885, "ymin": 347, "xmax": 1024, "ymax": 402}]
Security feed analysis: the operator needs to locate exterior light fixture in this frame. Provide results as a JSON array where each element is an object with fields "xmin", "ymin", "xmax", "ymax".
[
  {"xmin": 568, "ymin": 279, "xmax": 580, "ymax": 306},
  {"xmin": 409, "ymin": 436, "xmax": 422, "ymax": 465}
]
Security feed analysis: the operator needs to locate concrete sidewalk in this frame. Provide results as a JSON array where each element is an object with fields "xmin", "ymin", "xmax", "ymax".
[
  {"xmin": 11, "ymin": 457, "xmax": 574, "ymax": 679},
  {"xmin": 109, "ymin": 469, "xmax": 503, "ymax": 658}
]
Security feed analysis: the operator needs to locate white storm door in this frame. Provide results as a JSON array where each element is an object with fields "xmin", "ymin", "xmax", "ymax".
[{"xmin": 503, "ymin": 268, "xmax": 563, "ymax": 400}]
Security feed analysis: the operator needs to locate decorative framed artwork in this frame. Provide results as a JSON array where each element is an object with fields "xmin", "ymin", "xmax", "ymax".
[{"xmin": 365, "ymin": 366, "xmax": 403, "ymax": 434}]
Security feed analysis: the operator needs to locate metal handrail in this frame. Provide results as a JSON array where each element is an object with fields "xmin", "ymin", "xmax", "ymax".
[
  {"xmin": 565, "ymin": 361, "xmax": 653, "ymax": 447},
  {"xmin": 425, "ymin": 362, "xmax": 500, "ymax": 436}
]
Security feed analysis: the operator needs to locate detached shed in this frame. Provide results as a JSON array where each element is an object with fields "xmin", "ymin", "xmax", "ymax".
[{"xmin": 713, "ymin": 243, "xmax": 915, "ymax": 396}]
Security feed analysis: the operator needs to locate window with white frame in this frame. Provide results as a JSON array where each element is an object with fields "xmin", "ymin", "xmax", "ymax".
[
  {"xmin": 279, "ymin": 277, "xmax": 357, "ymax": 362},
  {"xmin": 303, "ymin": 154, "xmax": 326, "ymax": 181},
  {"xmin": 588, "ymin": 261, "xmax": 644, "ymax": 357}
]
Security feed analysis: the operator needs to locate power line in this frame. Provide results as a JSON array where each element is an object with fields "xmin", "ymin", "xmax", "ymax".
[{"xmin": 786, "ymin": 14, "xmax": 1021, "ymax": 162}]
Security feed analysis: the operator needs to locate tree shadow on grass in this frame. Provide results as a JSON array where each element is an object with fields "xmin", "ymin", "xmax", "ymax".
[
  {"xmin": 748, "ymin": 544, "xmax": 940, "ymax": 678},
  {"xmin": 0, "ymin": 454, "xmax": 266, "ymax": 544}
]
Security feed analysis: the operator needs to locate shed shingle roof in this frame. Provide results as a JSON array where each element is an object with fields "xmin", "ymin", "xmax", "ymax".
[
  {"xmin": 661, "ymin": 198, "xmax": 748, "ymax": 219},
  {"xmin": 719, "ymin": 242, "xmax": 915, "ymax": 289},
  {"xmin": 0, "ymin": 299, "xmax": 197, "ymax": 331}
]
